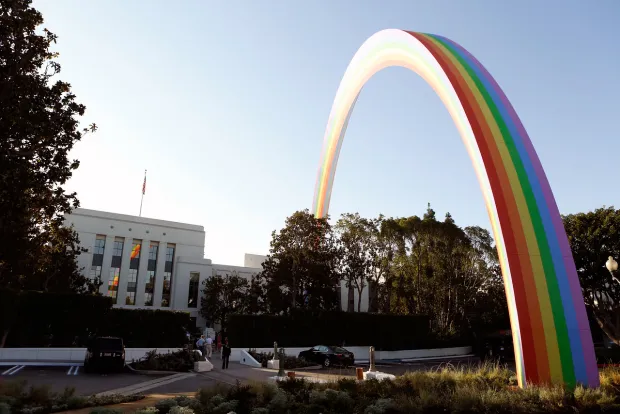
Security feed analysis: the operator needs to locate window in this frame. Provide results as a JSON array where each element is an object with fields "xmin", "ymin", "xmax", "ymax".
[
  {"xmin": 130, "ymin": 241, "xmax": 142, "ymax": 260},
  {"xmin": 107, "ymin": 267, "xmax": 120, "ymax": 303},
  {"xmin": 125, "ymin": 268, "xmax": 138, "ymax": 305},
  {"xmin": 148, "ymin": 243, "xmax": 159, "ymax": 261},
  {"xmin": 112, "ymin": 239, "xmax": 124, "ymax": 256},
  {"xmin": 161, "ymin": 272, "xmax": 171, "ymax": 307},
  {"xmin": 89, "ymin": 265, "xmax": 102, "ymax": 279},
  {"xmin": 187, "ymin": 272, "xmax": 199, "ymax": 308},
  {"xmin": 93, "ymin": 236, "xmax": 106, "ymax": 255},
  {"xmin": 165, "ymin": 246, "xmax": 175, "ymax": 262},
  {"xmin": 161, "ymin": 244, "xmax": 175, "ymax": 307},
  {"xmin": 145, "ymin": 270, "xmax": 155, "ymax": 306}
]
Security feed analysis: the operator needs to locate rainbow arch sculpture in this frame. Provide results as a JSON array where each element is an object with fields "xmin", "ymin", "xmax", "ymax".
[{"xmin": 311, "ymin": 29, "xmax": 598, "ymax": 388}]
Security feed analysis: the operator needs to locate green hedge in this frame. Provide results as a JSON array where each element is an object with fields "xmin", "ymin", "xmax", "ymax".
[
  {"xmin": 227, "ymin": 312, "xmax": 465, "ymax": 351},
  {"xmin": 0, "ymin": 289, "xmax": 191, "ymax": 348}
]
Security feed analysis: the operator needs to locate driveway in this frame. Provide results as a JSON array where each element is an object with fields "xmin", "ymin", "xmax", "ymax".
[{"xmin": 0, "ymin": 365, "xmax": 165, "ymax": 396}]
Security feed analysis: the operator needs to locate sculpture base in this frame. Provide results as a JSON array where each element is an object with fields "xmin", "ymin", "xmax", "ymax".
[
  {"xmin": 267, "ymin": 359, "xmax": 280, "ymax": 370},
  {"xmin": 363, "ymin": 371, "xmax": 396, "ymax": 381}
]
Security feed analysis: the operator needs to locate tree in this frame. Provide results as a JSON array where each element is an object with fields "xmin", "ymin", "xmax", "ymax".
[
  {"xmin": 0, "ymin": 0, "xmax": 97, "ymax": 292},
  {"xmin": 563, "ymin": 207, "xmax": 620, "ymax": 345},
  {"xmin": 336, "ymin": 213, "xmax": 375, "ymax": 312},
  {"xmin": 259, "ymin": 210, "xmax": 341, "ymax": 315},
  {"xmin": 200, "ymin": 272, "xmax": 249, "ymax": 330}
]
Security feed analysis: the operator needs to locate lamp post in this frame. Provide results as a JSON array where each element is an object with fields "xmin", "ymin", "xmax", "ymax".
[{"xmin": 605, "ymin": 256, "xmax": 620, "ymax": 285}]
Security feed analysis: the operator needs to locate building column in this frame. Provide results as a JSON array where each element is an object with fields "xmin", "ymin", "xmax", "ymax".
[
  {"xmin": 115, "ymin": 238, "xmax": 133, "ymax": 306},
  {"xmin": 99, "ymin": 235, "xmax": 115, "ymax": 296},
  {"xmin": 153, "ymin": 244, "xmax": 167, "ymax": 308},
  {"xmin": 134, "ymin": 239, "xmax": 150, "ymax": 306}
]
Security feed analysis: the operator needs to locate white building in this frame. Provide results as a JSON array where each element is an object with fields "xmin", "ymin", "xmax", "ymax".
[
  {"xmin": 65, "ymin": 208, "xmax": 371, "ymax": 328},
  {"xmin": 64, "ymin": 208, "xmax": 266, "ymax": 328}
]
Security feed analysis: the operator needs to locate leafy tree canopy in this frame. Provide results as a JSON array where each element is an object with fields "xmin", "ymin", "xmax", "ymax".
[{"xmin": 0, "ymin": 0, "xmax": 98, "ymax": 293}]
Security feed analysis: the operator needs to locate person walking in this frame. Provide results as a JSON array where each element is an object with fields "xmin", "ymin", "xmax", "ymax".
[
  {"xmin": 221, "ymin": 338, "xmax": 231, "ymax": 370},
  {"xmin": 216, "ymin": 332, "xmax": 222, "ymax": 355},
  {"xmin": 196, "ymin": 335, "xmax": 206, "ymax": 357},
  {"xmin": 205, "ymin": 335, "xmax": 213, "ymax": 359}
]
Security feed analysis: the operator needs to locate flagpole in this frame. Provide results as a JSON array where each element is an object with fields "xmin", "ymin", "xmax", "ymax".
[{"xmin": 139, "ymin": 169, "xmax": 146, "ymax": 217}]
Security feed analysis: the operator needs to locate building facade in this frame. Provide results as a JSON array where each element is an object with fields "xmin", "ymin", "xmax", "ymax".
[
  {"xmin": 65, "ymin": 208, "xmax": 372, "ymax": 328},
  {"xmin": 64, "ymin": 208, "xmax": 266, "ymax": 328}
]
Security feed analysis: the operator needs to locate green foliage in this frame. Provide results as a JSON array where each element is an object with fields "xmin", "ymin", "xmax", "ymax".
[
  {"xmin": 0, "ymin": 402, "xmax": 10, "ymax": 414},
  {"xmin": 0, "ymin": 379, "xmax": 142, "ymax": 413},
  {"xmin": 200, "ymin": 272, "xmax": 253, "ymax": 330},
  {"xmin": 132, "ymin": 349, "xmax": 199, "ymax": 372},
  {"xmin": 155, "ymin": 366, "xmax": 620, "ymax": 413},
  {"xmin": 563, "ymin": 206, "xmax": 620, "ymax": 345},
  {"xmin": 229, "ymin": 312, "xmax": 447, "ymax": 350},
  {"xmin": 168, "ymin": 407, "xmax": 194, "ymax": 414},
  {"xmin": 0, "ymin": 0, "xmax": 100, "ymax": 295},
  {"xmin": 154, "ymin": 399, "xmax": 178, "ymax": 414},
  {"xmin": 259, "ymin": 210, "xmax": 341, "ymax": 314},
  {"xmin": 251, "ymin": 206, "xmax": 509, "ymax": 341},
  {"xmin": 88, "ymin": 409, "xmax": 122, "ymax": 414},
  {"xmin": 134, "ymin": 408, "xmax": 158, "ymax": 414},
  {"xmin": 0, "ymin": 288, "xmax": 190, "ymax": 347}
]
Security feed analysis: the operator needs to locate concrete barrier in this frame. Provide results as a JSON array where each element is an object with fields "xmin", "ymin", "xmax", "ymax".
[
  {"xmin": 230, "ymin": 346, "xmax": 472, "ymax": 363},
  {"xmin": 0, "ymin": 345, "xmax": 472, "ymax": 364},
  {"xmin": 0, "ymin": 348, "xmax": 182, "ymax": 363},
  {"xmin": 239, "ymin": 350, "xmax": 261, "ymax": 368}
]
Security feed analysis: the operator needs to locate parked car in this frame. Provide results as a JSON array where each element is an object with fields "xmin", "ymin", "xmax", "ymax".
[
  {"xmin": 298, "ymin": 345, "xmax": 355, "ymax": 368},
  {"xmin": 84, "ymin": 336, "xmax": 126, "ymax": 373}
]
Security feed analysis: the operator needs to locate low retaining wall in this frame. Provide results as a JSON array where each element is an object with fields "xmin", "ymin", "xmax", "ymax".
[
  {"xmin": 0, "ymin": 348, "xmax": 182, "ymax": 363},
  {"xmin": 229, "ymin": 346, "xmax": 472, "ymax": 363},
  {"xmin": 0, "ymin": 346, "xmax": 472, "ymax": 364}
]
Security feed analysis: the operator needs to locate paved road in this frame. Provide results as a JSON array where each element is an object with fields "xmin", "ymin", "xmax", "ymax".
[
  {"xmin": 0, "ymin": 357, "xmax": 507, "ymax": 397},
  {"xmin": 0, "ymin": 365, "xmax": 164, "ymax": 396}
]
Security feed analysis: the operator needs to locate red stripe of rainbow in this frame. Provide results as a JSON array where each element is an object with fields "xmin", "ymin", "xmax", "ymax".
[{"xmin": 311, "ymin": 29, "xmax": 598, "ymax": 388}]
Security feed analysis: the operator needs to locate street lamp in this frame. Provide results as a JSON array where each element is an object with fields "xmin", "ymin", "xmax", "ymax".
[{"xmin": 605, "ymin": 256, "xmax": 620, "ymax": 285}]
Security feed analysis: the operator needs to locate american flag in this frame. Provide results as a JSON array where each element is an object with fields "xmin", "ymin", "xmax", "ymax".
[{"xmin": 142, "ymin": 170, "xmax": 147, "ymax": 195}]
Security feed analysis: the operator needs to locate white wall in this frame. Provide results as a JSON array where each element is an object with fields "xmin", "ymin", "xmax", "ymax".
[{"xmin": 244, "ymin": 254, "xmax": 267, "ymax": 268}]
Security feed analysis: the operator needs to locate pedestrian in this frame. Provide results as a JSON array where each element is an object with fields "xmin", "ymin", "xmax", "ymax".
[
  {"xmin": 221, "ymin": 338, "xmax": 231, "ymax": 370},
  {"xmin": 205, "ymin": 335, "xmax": 213, "ymax": 359},
  {"xmin": 216, "ymin": 332, "xmax": 222, "ymax": 355},
  {"xmin": 196, "ymin": 335, "xmax": 206, "ymax": 357}
]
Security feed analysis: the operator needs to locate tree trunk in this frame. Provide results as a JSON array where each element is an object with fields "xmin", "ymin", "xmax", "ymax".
[{"xmin": 357, "ymin": 286, "xmax": 363, "ymax": 313}]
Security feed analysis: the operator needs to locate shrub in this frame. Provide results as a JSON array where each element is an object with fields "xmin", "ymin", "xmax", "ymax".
[
  {"xmin": 132, "ymin": 349, "xmax": 199, "ymax": 372},
  {"xmin": 0, "ymin": 379, "xmax": 143, "ymax": 414},
  {"xmin": 0, "ymin": 402, "xmax": 10, "ymax": 414},
  {"xmin": 168, "ymin": 407, "xmax": 194, "ymax": 414},
  {"xmin": 228, "ymin": 312, "xmax": 435, "ymax": 350},
  {"xmin": 0, "ymin": 288, "xmax": 191, "ymax": 348},
  {"xmin": 154, "ymin": 398, "xmax": 178, "ymax": 414},
  {"xmin": 135, "ymin": 408, "xmax": 159, "ymax": 414},
  {"xmin": 89, "ymin": 409, "xmax": 122, "ymax": 414}
]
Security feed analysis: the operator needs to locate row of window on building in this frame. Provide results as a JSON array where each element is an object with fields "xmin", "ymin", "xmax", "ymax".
[{"xmin": 89, "ymin": 236, "xmax": 201, "ymax": 309}]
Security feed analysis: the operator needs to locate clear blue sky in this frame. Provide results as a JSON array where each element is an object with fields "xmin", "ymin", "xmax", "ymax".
[{"xmin": 33, "ymin": 0, "xmax": 620, "ymax": 266}]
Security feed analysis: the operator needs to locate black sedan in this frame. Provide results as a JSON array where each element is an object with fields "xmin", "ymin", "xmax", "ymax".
[{"xmin": 298, "ymin": 345, "xmax": 355, "ymax": 368}]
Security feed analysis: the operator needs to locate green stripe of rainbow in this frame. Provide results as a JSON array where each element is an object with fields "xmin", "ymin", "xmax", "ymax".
[{"xmin": 311, "ymin": 29, "xmax": 598, "ymax": 388}]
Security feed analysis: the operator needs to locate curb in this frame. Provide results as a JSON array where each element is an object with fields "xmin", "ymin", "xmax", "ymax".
[{"xmin": 125, "ymin": 364, "xmax": 187, "ymax": 376}]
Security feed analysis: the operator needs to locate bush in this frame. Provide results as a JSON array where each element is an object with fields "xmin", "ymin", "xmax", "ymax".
[
  {"xmin": 132, "ymin": 349, "xmax": 200, "ymax": 372},
  {"xmin": 0, "ymin": 379, "xmax": 143, "ymax": 414},
  {"xmin": 176, "ymin": 365, "xmax": 620, "ymax": 413},
  {"xmin": 135, "ymin": 408, "xmax": 158, "ymax": 414},
  {"xmin": 228, "ymin": 312, "xmax": 466, "ymax": 351},
  {"xmin": 0, "ymin": 288, "xmax": 191, "ymax": 348},
  {"xmin": 154, "ymin": 399, "xmax": 178, "ymax": 414}
]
